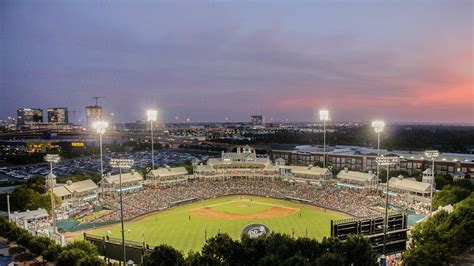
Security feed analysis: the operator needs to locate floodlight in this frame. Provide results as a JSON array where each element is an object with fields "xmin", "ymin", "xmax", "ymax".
[
  {"xmin": 372, "ymin": 120, "xmax": 385, "ymax": 133},
  {"xmin": 319, "ymin": 110, "xmax": 329, "ymax": 121},
  {"xmin": 375, "ymin": 155, "xmax": 398, "ymax": 166},
  {"xmin": 93, "ymin": 121, "xmax": 109, "ymax": 134},
  {"xmin": 147, "ymin": 110, "xmax": 158, "ymax": 122},
  {"xmin": 110, "ymin": 159, "xmax": 134, "ymax": 169},
  {"xmin": 425, "ymin": 150, "xmax": 440, "ymax": 160},
  {"xmin": 44, "ymin": 154, "xmax": 60, "ymax": 163}
]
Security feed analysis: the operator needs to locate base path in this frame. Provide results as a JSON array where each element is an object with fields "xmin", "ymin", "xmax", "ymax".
[{"xmin": 190, "ymin": 205, "xmax": 299, "ymax": 220}]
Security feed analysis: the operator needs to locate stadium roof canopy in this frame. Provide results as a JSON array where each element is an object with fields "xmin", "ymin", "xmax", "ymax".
[
  {"xmin": 290, "ymin": 165, "xmax": 331, "ymax": 176},
  {"xmin": 388, "ymin": 177, "xmax": 432, "ymax": 193},
  {"xmin": 337, "ymin": 170, "xmax": 378, "ymax": 182},
  {"xmin": 104, "ymin": 171, "xmax": 143, "ymax": 185},
  {"xmin": 11, "ymin": 208, "xmax": 48, "ymax": 222},
  {"xmin": 149, "ymin": 167, "xmax": 188, "ymax": 178}
]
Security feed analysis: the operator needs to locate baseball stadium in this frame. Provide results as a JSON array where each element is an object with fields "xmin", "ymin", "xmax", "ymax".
[
  {"xmin": 59, "ymin": 145, "xmax": 420, "ymax": 255},
  {"xmin": 71, "ymin": 195, "xmax": 347, "ymax": 252}
]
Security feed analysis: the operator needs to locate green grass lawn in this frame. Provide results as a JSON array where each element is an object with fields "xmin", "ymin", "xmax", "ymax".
[{"xmin": 81, "ymin": 195, "xmax": 348, "ymax": 253}]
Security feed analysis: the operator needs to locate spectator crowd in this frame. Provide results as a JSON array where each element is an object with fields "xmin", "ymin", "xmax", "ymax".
[{"xmin": 92, "ymin": 179, "xmax": 427, "ymax": 222}]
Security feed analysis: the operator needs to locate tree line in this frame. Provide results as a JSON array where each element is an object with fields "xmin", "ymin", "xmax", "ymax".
[
  {"xmin": 143, "ymin": 233, "xmax": 376, "ymax": 266},
  {"xmin": 402, "ymin": 194, "xmax": 474, "ymax": 264}
]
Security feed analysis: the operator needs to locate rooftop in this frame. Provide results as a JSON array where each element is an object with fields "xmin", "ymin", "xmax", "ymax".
[
  {"xmin": 104, "ymin": 171, "xmax": 143, "ymax": 185},
  {"xmin": 388, "ymin": 177, "xmax": 432, "ymax": 193},
  {"xmin": 149, "ymin": 167, "xmax": 188, "ymax": 177},
  {"xmin": 337, "ymin": 170, "xmax": 377, "ymax": 182}
]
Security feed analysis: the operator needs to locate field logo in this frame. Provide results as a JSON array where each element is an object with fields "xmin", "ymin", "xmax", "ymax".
[{"xmin": 241, "ymin": 224, "xmax": 270, "ymax": 238}]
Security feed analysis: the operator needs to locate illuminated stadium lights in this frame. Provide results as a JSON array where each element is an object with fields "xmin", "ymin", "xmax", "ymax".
[
  {"xmin": 93, "ymin": 121, "xmax": 108, "ymax": 195},
  {"xmin": 372, "ymin": 120, "xmax": 385, "ymax": 193},
  {"xmin": 319, "ymin": 110, "xmax": 329, "ymax": 121},
  {"xmin": 44, "ymin": 154, "xmax": 60, "ymax": 233},
  {"xmin": 110, "ymin": 158, "xmax": 134, "ymax": 265},
  {"xmin": 372, "ymin": 120, "xmax": 385, "ymax": 133},
  {"xmin": 425, "ymin": 150, "xmax": 440, "ymax": 216},
  {"xmin": 147, "ymin": 110, "xmax": 157, "ymax": 122},
  {"xmin": 44, "ymin": 154, "xmax": 60, "ymax": 163},
  {"xmin": 147, "ymin": 110, "xmax": 158, "ymax": 170},
  {"xmin": 93, "ymin": 120, "xmax": 108, "ymax": 134},
  {"xmin": 376, "ymin": 155, "xmax": 399, "ymax": 265},
  {"xmin": 319, "ymin": 109, "xmax": 329, "ymax": 168},
  {"xmin": 110, "ymin": 159, "xmax": 134, "ymax": 169}
]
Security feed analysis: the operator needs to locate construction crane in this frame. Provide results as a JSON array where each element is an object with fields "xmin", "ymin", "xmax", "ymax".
[{"xmin": 92, "ymin": 96, "xmax": 105, "ymax": 106}]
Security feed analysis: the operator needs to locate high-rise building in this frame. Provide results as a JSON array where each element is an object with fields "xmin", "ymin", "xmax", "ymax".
[
  {"xmin": 250, "ymin": 115, "xmax": 264, "ymax": 125},
  {"xmin": 85, "ymin": 105, "xmax": 102, "ymax": 126},
  {"xmin": 48, "ymin": 108, "xmax": 69, "ymax": 124},
  {"xmin": 17, "ymin": 108, "xmax": 43, "ymax": 125}
]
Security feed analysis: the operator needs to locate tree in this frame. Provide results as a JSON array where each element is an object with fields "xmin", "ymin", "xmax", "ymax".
[
  {"xmin": 434, "ymin": 175, "xmax": 453, "ymax": 190},
  {"xmin": 294, "ymin": 237, "xmax": 321, "ymax": 261},
  {"xmin": 403, "ymin": 195, "xmax": 474, "ymax": 265},
  {"xmin": 57, "ymin": 241, "xmax": 104, "ymax": 266},
  {"xmin": 201, "ymin": 233, "xmax": 244, "ymax": 265},
  {"xmin": 25, "ymin": 175, "xmax": 47, "ymax": 193},
  {"xmin": 316, "ymin": 253, "xmax": 345, "ymax": 266},
  {"xmin": 342, "ymin": 235, "xmax": 376, "ymax": 266},
  {"xmin": 432, "ymin": 185, "xmax": 470, "ymax": 208},
  {"xmin": 143, "ymin": 245, "xmax": 184, "ymax": 266}
]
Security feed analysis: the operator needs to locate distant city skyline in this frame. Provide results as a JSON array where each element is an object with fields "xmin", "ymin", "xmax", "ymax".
[{"xmin": 1, "ymin": 0, "xmax": 473, "ymax": 123}]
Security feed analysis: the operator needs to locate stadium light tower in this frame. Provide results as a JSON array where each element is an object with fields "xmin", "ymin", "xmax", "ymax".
[
  {"xmin": 110, "ymin": 158, "xmax": 134, "ymax": 266},
  {"xmin": 425, "ymin": 150, "xmax": 439, "ymax": 216},
  {"xmin": 147, "ymin": 110, "xmax": 158, "ymax": 170},
  {"xmin": 372, "ymin": 120, "xmax": 385, "ymax": 189},
  {"xmin": 319, "ymin": 110, "xmax": 329, "ymax": 168},
  {"xmin": 93, "ymin": 121, "xmax": 109, "ymax": 195},
  {"xmin": 44, "ymin": 154, "xmax": 60, "ymax": 233},
  {"xmin": 376, "ymin": 155, "xmax": 399, "ymax": 266}
]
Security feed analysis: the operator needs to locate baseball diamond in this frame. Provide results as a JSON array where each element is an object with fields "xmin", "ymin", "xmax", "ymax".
[{"xmin": 69, "ymin": 195, "xmax": 348, "ymax": 252}]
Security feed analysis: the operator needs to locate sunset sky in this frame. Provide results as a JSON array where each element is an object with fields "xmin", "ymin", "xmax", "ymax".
[{"xmin": 2, "ymin": 0, "xmax": 473, "ymax": 123}]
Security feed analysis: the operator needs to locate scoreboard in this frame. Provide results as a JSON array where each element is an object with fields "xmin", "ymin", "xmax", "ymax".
[{"xmin": 331, "ymin": 213, "xmax": 409, "ymax": 255}]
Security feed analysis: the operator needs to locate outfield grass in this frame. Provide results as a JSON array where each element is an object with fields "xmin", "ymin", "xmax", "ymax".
[{"xmin": 80, "ymin": 195, "xmax": 348, "ymax": 252}]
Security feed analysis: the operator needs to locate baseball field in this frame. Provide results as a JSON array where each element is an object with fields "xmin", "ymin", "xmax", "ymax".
[{"xmin": 77, "ymin": 195, "xmax": 349, "ymax": 252}]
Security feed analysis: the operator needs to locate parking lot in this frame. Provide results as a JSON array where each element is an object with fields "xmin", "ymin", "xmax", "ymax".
[{"xmin": 0, "ymin": 150, "xmax": 210, "ymax": 180}]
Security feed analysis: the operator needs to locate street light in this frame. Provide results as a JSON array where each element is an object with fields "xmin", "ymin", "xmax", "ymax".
[
  {"xmin": 372, "ymin": 120, "xmax": 385, "ymax": 190},
  {"xmin": 93, "ymin": 121, "xmax": 109, "ymax": 195},
  {"xmin": 147, "ymin": 110, "xmax": 158, "ymax": 170},
  {"xmin": 425, "ymin": 150, "xmax": 439, "ymax": 216},
  {"xmin": 44, "ymin": 154, "xmax": 60, "ymax": 233},
  {"xmin": 319, "ymin": 110, "xmax": 329, "ymax": 168},
  {"xmin": 376, "ymin": 155, "xmax": 399, "ymax": 266},
  {"xmin": 110, "ymin": 158, "xmax": 134, "ymax": 266}
]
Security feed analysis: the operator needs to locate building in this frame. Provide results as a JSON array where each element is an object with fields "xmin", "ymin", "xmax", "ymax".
[
  {"xmin": 194, "ymin": 145, "xmax": 331, "ymax": 185},
  {"xmin": 10, "ymin": 208, "xmax": 49, "ymax": 235},
  {"xmin": 250, "ymin": 115, "xmax": 264, "ymax": 126},
  {"xmin": 146, "ymin": 166, "xmax": 189, "ymax": 186},
  {"xmin": 85, "ymin": 105, "xmax": 102, "ymax": 126},
  {"xmin": 101, "ymin": 170, "xmax": 143, "ymax": 195},
  {"xmin": 287, "ymin": 165, "xmax": 332, "ymax": 184},
  {"xmin": 271, "ymin": 145, "xmax": 474, "ymax": 177},
  {"xmin": 48, "ymin": 108, "xmax": 69, "ymax": 123},
  {"xmin": 194, "ymin": 145, "xmax": 280, "ymax": 180},
  {"xmin": 337, "ymin": 168, "xmax": 379, "ymax": 190},
  {"xmin": 52, "ymin": 179, "xmax": 99, "ymax": 208},
  {"xmin": 17, "ymin": 108, "xmax": 43, "ymax": 125},
  {"xmin": 387, "ymin": 176, "xmax": 433, "ymax": 203}
]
